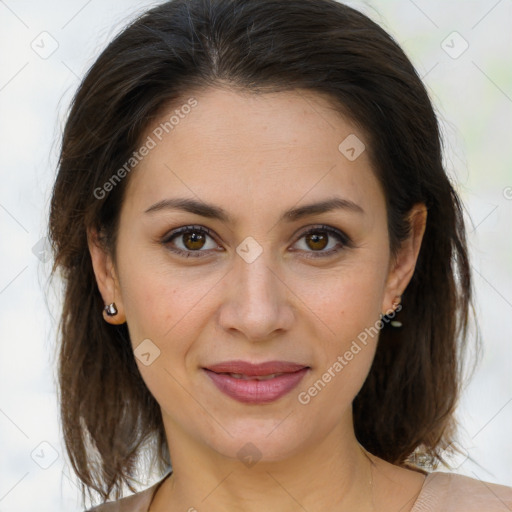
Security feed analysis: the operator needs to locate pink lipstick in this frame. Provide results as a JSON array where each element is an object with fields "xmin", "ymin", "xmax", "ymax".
[{"xmin": 203, "ymin": 360, "xmax": 309, "ymax": 404}]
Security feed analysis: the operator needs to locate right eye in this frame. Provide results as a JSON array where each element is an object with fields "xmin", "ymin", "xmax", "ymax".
[{"xmin": 161, "ymin": 225, "xmax": 222, "ymax": 258}]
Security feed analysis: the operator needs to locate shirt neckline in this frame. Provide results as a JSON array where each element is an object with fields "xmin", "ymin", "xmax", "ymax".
[
  {"xmin": 145, "ymin": 469, "xmax": 443, "ymax": 511},
  {"xmin": 409, "ymin": 471, "xmax": 447, "ymax": 511}
]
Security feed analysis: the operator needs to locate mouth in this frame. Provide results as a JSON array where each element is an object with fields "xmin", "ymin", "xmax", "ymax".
[
  {"xmin": 214, "ymin": 372, "xmax": 288, "ymax": 381},
  {"xmin": 204, "ymin": 359, "xmax": 309, "ymax": 376},
  {"xmin": 202, "ymin": 360, "xmax": 310, "ymax": 404}
]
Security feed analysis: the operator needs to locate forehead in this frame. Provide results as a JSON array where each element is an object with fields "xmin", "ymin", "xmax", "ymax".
[{"xmin": 121, "ymin": 87, "xmax": 383, "ymax": 223}]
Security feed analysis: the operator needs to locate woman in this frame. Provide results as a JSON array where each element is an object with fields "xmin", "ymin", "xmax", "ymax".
[{"xmin": 48, "ymin": 0, "xmax": 512, "ymax": 511}]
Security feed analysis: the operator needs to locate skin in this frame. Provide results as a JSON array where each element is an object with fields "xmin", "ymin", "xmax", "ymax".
[{"xmin": 88, "ymin": 87, "xmax": 428, "ymax": 512}]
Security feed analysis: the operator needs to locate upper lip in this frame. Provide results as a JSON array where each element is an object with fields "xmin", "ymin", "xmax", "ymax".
[{"xmin": 204, "ymin": 360, "xmax": 309, "ymax": 376}]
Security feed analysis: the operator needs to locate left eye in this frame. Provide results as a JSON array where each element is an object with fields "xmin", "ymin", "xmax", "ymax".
[{"xmin": 292, "ymin": 225, "xmax": 350, "ymax": 258}]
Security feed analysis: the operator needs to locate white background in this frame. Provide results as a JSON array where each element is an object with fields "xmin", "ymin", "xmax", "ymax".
[{"xmin": 0, "ymin": 0, "xmax": 511, "ymax": 510}]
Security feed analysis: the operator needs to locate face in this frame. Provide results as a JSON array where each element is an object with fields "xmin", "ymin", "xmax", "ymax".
[{"xmin": 89, "ymin": 87, "xmax": 424, "ymax": 464}]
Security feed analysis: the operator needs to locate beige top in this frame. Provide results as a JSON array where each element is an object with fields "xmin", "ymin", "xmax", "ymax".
[{"xmin": 86, "ymin": 470, "xmax": 512, "ymax": 511}]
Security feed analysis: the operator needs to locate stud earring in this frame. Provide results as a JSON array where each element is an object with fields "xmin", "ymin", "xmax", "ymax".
[
  {"xmin": 104, "ymin": 279, "xmax": 119, "ymax": 318},
  {"xmin": 104, "ymin": 302, "xmax": 118, "ymax": 316}
]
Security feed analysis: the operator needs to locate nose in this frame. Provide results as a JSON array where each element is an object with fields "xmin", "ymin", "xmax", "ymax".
[{"xmin": 217, "ymin": 248, "xmax": 295, "ymax": 342}]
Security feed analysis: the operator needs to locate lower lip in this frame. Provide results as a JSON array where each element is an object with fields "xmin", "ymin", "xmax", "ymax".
[{"xmin": 203, "ymin": 368, "xmax": 309, "ymax": 404}]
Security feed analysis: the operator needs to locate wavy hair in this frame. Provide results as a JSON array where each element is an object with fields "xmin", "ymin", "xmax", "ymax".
[{"xmin": 48, "ymin": 0, "xmax": 476, "ymax": 506}]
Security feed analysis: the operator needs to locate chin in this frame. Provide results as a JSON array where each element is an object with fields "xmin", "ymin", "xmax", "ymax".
[{"xmin": 201, "ymin": 418, "xmax": 311, "ymax": 465}]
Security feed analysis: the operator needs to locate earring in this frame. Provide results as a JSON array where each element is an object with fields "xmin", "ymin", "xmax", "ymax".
[
  {"xmin": 104, "ymin": 302, "xmax": 118, "ymax": 316},
  {"xmin": 104, "ymin": 280, "xmax": 119, "ymax": 318},
  {"xmin": 390, "ymin": 295, "xmax": 402, "ymax": 328},
  {"xmin": 380, "ymin": 295, "xmax": 403, "ymax": 327}
]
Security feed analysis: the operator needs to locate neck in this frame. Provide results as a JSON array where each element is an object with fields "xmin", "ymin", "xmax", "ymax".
[{"xmin": 152, "ymin": 417, "xmax": 375, "ymax": 512}]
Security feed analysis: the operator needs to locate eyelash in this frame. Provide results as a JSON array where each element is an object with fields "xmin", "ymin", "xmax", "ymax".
[{"xmin": 161, "ymin": 224, "xmax": 352, "ymax": 259}]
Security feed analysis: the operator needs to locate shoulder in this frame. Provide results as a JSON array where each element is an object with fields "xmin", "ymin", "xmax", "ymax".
[
  {"xmin": 84, "ymin": 484, "xmax": 156, "ymax": 512},
  {"xmin": 412, "ymin": 471, "xmax": 512, "ymax": 511},
  {"xmin": 83, "ymin": 474, "xmax": 169, "ymax": 512}
]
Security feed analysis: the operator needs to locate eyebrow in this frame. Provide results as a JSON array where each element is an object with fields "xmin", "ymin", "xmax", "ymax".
[{"xmin": 144, "ymin": 196, "xmax": 364, "ymax": 222}]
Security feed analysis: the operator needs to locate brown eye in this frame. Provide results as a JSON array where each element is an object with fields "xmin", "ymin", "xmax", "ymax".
[
  {"xmin": 305, "ymin": 232, "xmax": 328, "ymax": 251},
  {"xmin": 182, "ymin": 230, "xmax": 207, "ymax": 250},
  {"xmin": 162, "ymin": 225, "xmax": 219, "ymax": 258},
  {"xmin": 293, "ymin": 225, "xmax": 351, "ymax": 259}
]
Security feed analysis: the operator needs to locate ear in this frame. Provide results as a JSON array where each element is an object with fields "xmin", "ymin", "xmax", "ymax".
[
  {"xmin": 381, "ymin": 203, "xmax": 427, "ymax": 315},
  {"xmin": 87, "ymin": 227, "xmax": 126, "ymax": 325}
]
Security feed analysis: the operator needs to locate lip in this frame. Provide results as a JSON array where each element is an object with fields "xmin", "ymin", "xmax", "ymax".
[
  {"xmin": 203, "ymin": 360, "xmax": 310, "ymax": 404},
  {"xmin": 204, "ymin": 360, "xmax": 308, "ymax": 376}
]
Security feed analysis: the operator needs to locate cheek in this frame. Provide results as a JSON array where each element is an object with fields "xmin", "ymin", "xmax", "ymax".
[
  {"xmin": 118, "ymin": 244, "xmax": 212, "ymax": 343},
  {"xmin": 291, "ymin": 261, "xmax": 385, "ymax": 408},
  {"xmin": 118, "ymin": 259, "xmax": 223, "ymax": 410},
  {"xmin": 120, "ymin": 269, "xmax": 203, "ymax": 409},
  {"xmin": 291, "ymin": 261, "xmax": 386, "ymax": 338},
  {"xmin": 295, "ymin": 277, "xmax": 381, "ymax": 428}
]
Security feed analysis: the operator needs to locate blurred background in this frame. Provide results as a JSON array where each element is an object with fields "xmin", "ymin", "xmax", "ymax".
[{"xmin": 0, "ymin": 0, "xmax": 511, "ymax": 510}]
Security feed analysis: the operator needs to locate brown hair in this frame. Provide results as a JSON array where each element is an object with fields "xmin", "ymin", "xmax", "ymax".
[{"xmin": 48, "ymin": 0, "xmax": 477, "ymax": 507}]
